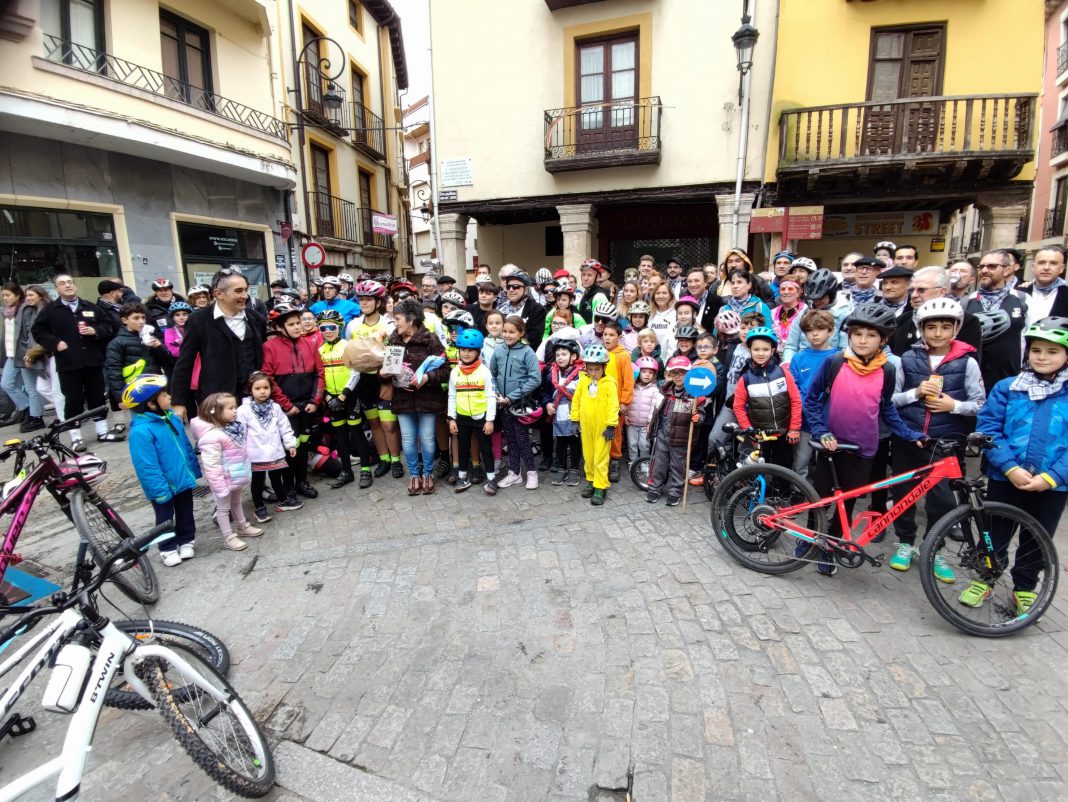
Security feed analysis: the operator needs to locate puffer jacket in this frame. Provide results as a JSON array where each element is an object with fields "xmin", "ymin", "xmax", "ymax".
[
  {"xmin": 104, "ymin": 328, "xmax": 166, "ymax": 404},
  {"xmin": 650, "ymin": 384, "xmax": 703, "ymax": 448},
  {"xmin": 236, "ymin": 397, "xmax": 297, "ymax": 464},
  {"xmin": 190, "ymin": 417, "xmax": 251, "ymax": 496},
  {"xmin": 261, "ymin": 332, "xmax": 325, "ymax": 412},
  {"xmin": 490, "ymin": 341, "xmax": 540, "ymax": 402},
  {"xmin": 895, "ymin": 339, "xmax": 984, "ymax": 438},
  {"xmin": 733, "ymin": 359, "xmax": 802, "ymax": 433},
  {"xmin": 128, "ymin": 410, "xmax": 201, "ymax": 504},
  {"xmin": 386, "ymin": 326, "xmax": 449, "ymax": 414},
  {"xmin": 978, "ymin": 373, "xmax": 1068, "ymax": 491},
  {"xmin": 626, "ymin": 381, "xmax": 662, "ymax": 427}
]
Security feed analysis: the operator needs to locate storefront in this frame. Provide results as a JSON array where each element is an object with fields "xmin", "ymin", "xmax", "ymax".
[
  {"xmin": 0, "ymin": 205, "xmax": 121, "ymax": 297},
  {"xmin": 176, "ymin": 222, "xmax": 270, "ymax": 299},
  {"xmin": 598, "ymin": 204, "xmax": 718, "ymax": 279}
]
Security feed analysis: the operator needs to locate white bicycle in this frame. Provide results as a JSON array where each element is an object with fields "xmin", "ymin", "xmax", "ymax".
[{"xmin": 0, "ymin": 522, "xmax": 275, "ymax": 800}]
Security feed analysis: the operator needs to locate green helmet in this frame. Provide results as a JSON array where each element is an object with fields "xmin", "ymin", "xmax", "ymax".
[{"xmin": 1024, "ymin": 316, "xmax": 1068, "ymax": 349}]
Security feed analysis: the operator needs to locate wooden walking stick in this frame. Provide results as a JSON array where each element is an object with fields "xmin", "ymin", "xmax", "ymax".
[{"xmin": 681, "ymin": 398, "xmax": 697, "ymax": 512}]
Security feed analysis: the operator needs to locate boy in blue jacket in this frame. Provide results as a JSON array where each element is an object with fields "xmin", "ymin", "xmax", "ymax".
[
  {"xmin": 787, "ymin": 309, "xmax": 838, "ymax": 478},
  {"xmin": 972, "ymin": 316, "xmax": 1068, "ymax": 613},
  {"xmin": 124, "ymin": 375, "xmax": 202, "ymax": 567}
]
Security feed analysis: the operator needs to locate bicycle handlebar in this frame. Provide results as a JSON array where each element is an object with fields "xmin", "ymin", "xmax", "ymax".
[
  {"xmin": 50, "ymin": 406, "xmax": 108, "ymax": 435},
  {"xmin": 0, "ymin": 520, "xmax": 175, "ymax": 642}
]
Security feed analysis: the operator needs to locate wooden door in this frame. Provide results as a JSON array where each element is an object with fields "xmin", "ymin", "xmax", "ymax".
[
  {"xmin": 310, "ymin": 145, "xmax": 334, "ymax": 237},
  {"xmin": 576, "ymin": 34, "xmax": 638, "ymax": 153},
  {"xmin": 863, "ymin": 26, "xmax": 945, "ymax": 156}
]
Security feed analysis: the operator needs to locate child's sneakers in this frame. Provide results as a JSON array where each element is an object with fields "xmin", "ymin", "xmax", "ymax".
[
  {"xmin": 580, "ymin": 482, "xmax": 595, "ymax": 498},
  {"xmin": 254, "ymin": 506, "xmax": 272, "ymax": 523},
  {"xmin": 455, "ymin": 474, "xmax": 472, "ymax": 493},
  {"xmin": 235, "ymin": 522, "xmax": 264, "ymax": 538},
  {"xmin": 277, "ymin": 495, "xmax": 303, "ymax": 512},
  {"xmin": 178, "ymin": 544, "xmax": 195, "ymax": 560},
  {"xmin": 932, "ymin": 555, "xmax": 956, "ymax": 584},
  {"xmin": 565, "ymin": 470, "xmax": 580, "ymax": 487},
  {"xmin": 816, "ymin": 550, "xmax": 837, "ymax": 576},
  {"xmin": 223, "ymin": 536, "xmax": 248, "ymax": 551},
  {"xmin": 551, "ymin": 471, "xmax": 567, "ymax": 486},
  {"xmin": 646, "ymin": 491, "xmax": 660, "ymax": 504},
  {"xmin": 889, "ymin": 543, "xmax": 916, "ymax": 571},
  {"xmin": 1014, "ymin": 590, "xmax": 1038, "ymax": 615},
  {"xmin": 496, "ymin": 472, "xmax": 522, "ymax": 489},
  {"xmin": 666, "ymin": 496, "xmax": 680, "ymax": 507},
  {"xmin": 591, "ymin": 488, "xmax": 607, "ymax": 506},
  {"xmin": 525, "ymin": 472, "xmax": 539, "ymax": 490},
  {"xmin": 959, "ymin": 580, "xmax": 992, "ymax": 608},
  {"xmin": 160, "ymin": 550, "xmax": 182, "ymax": 567},
  {"xmin": 607, "ymin": 460, "xmax": 620, "ymax": 483}
]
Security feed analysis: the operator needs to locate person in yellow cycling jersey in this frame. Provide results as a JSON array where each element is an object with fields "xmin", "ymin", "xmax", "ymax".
[{"xmin": 318, "ymin": 309, "xmax": 373, "ymax": 489}]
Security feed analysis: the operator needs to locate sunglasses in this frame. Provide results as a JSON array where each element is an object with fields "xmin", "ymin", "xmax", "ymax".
[
  {"xmin": 505, "ymin": 284, "xmax": 525, "ymax": 291},
  {"xmin": 318, "ymin": 324, "xmax": 339, "ymax": 332}
]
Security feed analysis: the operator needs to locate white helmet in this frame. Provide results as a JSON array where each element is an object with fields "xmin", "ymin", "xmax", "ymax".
[
  {"xmin": 915, "ymin": 297, "xmax": 964, "ymax": 330},
  {"xmin": 593, "ymin": 302, "xmax": 618, "ymax": 321},
  {"xmin": 338, "ymin": 272, "xmax": 354, "ymax": 284}
]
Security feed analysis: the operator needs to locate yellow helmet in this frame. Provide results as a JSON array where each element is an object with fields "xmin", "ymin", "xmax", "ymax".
[{"xmin": 122, "ymin": 374, "xmax": 168, "ymax": 410}]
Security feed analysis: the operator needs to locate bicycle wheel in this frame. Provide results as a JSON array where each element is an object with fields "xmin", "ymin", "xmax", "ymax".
[
  {"xmin": 106, "ymin": 620, "xmax": 230, "ymax": 710},
  {"xmin": 711, "ymin": 463, "xmax": 826, "ymax": 574},
  {"xmin": 71, "ymin": 489, "xmax": 160, "ymax": 605},
  {"xmin": 138, "ymin": 652, "xmax": 275, "ymax": 797},
  {"xmin": 630, "ymin": 457, "xmax": 651, "ymax": 491},
  {"xmin": 918, "ymin": 502, "xmax": 1059, "ymax": 638}
]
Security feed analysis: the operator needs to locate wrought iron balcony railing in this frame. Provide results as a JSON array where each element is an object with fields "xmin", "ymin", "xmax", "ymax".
[
  {"xmin": 1053, "ymin": 126, "xmax": 1068, "ymax": 159},
  {"xmin": 309, "ymin": 192, "xmax": 360, "ymax": 243},
  {"xmin": 300, "ymin": 62, "xmax": 350, "ymax": 136},
  {"xmin": 358, "ymin": 208, "xmax": 395, "ymax": 250},
  {"xmin": 1059, "ymin": 42, "xmax": 1068, "ymax": 76},
  {"xmin": 543, "ymin": 96, "xmax": 662, "ymax": 173},
  {"xmin": 42, "ymin": 34, "xmax": 288, "ymax": 142},
  {"xmin": 352, "ymin": 102, "xmax": 386, "ymax": 159},
  {"xmin": 1044, "ymin": 208, "xmax": 1066, "ymax": 240},
  {"xmin": 778, "ymin": 93, "xmax": 1036, "ymax": 167}
]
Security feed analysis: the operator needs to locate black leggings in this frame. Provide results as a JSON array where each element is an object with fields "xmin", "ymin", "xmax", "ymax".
[
  {"xmin": 327, "ymin": 394, "xmax": 372, "ymax": 470},
  {"xmin": 251, "ymin": 468, "xmax": 293, "ymax": 507},
  {"xmin": 287, "ymin": 409, "xmax": 316, "ymax": 485},
  {"xmin": 455, "ymin": 414, "xmax": 494, "ymax": 473}
]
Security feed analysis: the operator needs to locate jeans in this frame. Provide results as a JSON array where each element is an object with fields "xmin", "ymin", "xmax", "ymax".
[
  {"xmin": 397, "ymin": 412, "xmax": 438, "ymax": 477},
  {"xmin": 1, "ymin": 358, "xmax": 43, "ymax": 415}
]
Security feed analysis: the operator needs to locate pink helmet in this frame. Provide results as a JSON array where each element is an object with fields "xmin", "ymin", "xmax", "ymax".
[
  {"xmin": 355, "ymin": 280, "xmax": 386, "ymax": 298},
  {"xmin": 635, "ymin": 356, "xmax": 659, "ymax": 372},
  {"xmin": 665, "ymin": 356, "xmax": 692, "ymax": 374},
  {"xmin": 715, "ymin": 308, "xmax": 741, "ymax": 335},
  {"xmin": 509, "ymin": 399, "xmax": 544, "ymax": 426}
]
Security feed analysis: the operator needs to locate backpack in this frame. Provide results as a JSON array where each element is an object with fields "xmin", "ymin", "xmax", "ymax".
[{"xmin": 823, "ymin": 351, "xmax": 894, "ymax": 405}]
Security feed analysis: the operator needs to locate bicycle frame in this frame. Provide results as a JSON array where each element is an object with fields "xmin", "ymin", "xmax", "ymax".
[
  {"xmin": 0, "ymin": 609, "xmax": 213, "ymax": 802},
  {"xmin": 760, "ymin": 454, "xmax": 964, "ymax": 547}
]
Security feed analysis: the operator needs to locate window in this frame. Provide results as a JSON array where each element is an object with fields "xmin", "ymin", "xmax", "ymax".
[
  {"xmin": 576, "ymin": 33, "xmax": 638, "ymax": 152},
  {"xmin": 358, "ymin": 171, "xmax": 374, "ymax": 241},
  {"xmin": 160, "ymin": 11, "xmax": 213, "ymax": 110},
  {"xmin": 310, "ymin": 145, "xmax": 335, "ymax": 238},
  {"xmin": 349, "ymin": 1, "xmax": 362, "ymax": 33},
  {"xmin": 42, "ymin": 0, "xmax": 104, "ymax": 69},
  {"xmin": 0, "ymin": 206, "xmax": 118, "ymax": 287}
]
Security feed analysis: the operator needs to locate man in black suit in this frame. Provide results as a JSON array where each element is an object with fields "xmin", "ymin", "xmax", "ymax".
[
  {"xmin": 170, "ymin": 270, "xmax": 265, "ymax": 422},
  {"xmin": 683, "ymin": 269, "xmax": 724, "ymax": 332},
  {"xmin": 31, "ymin": 274, "xmax": 117, "ymax": 448},
  {"xmin": 890, "ymin": 266, "xmax": 983, "ymax": 357}
]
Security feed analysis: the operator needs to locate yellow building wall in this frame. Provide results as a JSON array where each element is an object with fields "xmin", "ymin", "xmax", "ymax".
[{"xmin": 765, "ymin": 0, "xmax": 1044, "ymax": 183}]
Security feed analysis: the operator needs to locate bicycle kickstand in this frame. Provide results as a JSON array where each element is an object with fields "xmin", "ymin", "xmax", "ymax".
[{"xmin": 0, "ymin": 711, "xmax": 36, "ymax": 741}]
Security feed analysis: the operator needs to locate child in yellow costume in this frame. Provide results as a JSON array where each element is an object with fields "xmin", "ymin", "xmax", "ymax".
[{"xmin": 571, "ymin": 343, "xmax": 619, "ymax": 506}]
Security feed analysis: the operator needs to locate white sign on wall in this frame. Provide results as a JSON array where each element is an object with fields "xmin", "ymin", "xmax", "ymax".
[
  {"xmin": 372, "ymin": 212, "xmax": 398, "ymax": 235},
  {"xmin": 440, "ymin": 158, "xmax": 473, "ymax": 187}
]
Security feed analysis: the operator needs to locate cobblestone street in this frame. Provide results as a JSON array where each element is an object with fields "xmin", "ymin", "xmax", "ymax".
[{"xmin": 2, "ymin": 434, "xmax": 1067, "ymax": 801}]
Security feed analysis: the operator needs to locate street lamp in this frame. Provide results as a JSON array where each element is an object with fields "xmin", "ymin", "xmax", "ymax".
[
  {"xmin": 730, "ymin": 10, "xmax": 760, "ymax": 250},
  {"xmin": 322, "ymin": 82, "xmax": 344, "ymax": 111}
]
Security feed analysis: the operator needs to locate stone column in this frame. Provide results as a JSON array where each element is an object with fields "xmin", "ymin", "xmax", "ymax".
[
  {"xmin": 556, "ymin": 204, "xmax": 597, "ymax": 273},
  {"xmin": 714, "ymin": 192, "xmax": 756, "ymax": 265},
  {"xmin": 976, "ymin": 202, "xmax": 1027, "ymax": 251},
  {"xmin": 438, "ymin": 212, "xmax": 471, "ymax": 290}
]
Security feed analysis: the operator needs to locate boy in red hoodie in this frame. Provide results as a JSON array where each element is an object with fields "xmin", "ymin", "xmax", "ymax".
[{"xmin": 261, "ymin": 304, "xmax": 325, "ymax": 499}]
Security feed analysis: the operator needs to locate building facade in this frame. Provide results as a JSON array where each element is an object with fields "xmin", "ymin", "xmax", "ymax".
[
  {"xmin": 763, "ymin": 0, "xmax": 1041, "ymax": 273},
  {"xmin": 0, "ymin": 0, "xmax": 296, "ymax": 300},
  {"xmin": 428, "ymin": 0, "xmax": 776, "ymax": 288},
  {"xmin": 284, "ymin": 0, "xmax": 410, "ymax": 280}
]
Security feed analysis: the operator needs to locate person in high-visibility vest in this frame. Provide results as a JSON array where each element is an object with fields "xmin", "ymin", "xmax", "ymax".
[{"xmin": 317, "ymin": 309, "xmax": 373, "ymax": 489}]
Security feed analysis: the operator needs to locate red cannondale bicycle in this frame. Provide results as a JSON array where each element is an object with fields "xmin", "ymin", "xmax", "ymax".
[{"xmin": 710, "ymin": 432, "xmax": 1059, "ymax": 637}]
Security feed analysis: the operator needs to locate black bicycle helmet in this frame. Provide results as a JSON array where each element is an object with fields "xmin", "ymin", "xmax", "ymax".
[
  {"xmin": 804, "ymin": 268, "xmax": 838, "ymax": 301},
  {"xmin": 674, "ymin": 325, "xmax": 700, "ymax": 340},
  {"xmin": 844, "ymin": 303, "xmax": 897, "ymax": 336},
  {"xmin": 546, "ymin": 337, "xmax": 581, "ymax": 360},
  {"xmin": 975, "ymin": 309, "xmax": 1012, "ymax": 343}
]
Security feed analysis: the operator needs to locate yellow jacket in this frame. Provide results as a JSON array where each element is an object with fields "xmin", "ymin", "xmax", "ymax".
[{"xmin": 570, "ymin": 373, "xmax": 620, "ymax": 431}]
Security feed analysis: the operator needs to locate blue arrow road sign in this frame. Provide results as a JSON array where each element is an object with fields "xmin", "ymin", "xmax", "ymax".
[{"xmin": 684, "ymin": 366, "xmax": 715, "ymax": 396}]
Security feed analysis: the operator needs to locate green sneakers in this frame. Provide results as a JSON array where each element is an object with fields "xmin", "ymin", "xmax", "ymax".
[
  {"xmin": 932, "ymin": 555, "xmax": 955, "ymax": 584},
  {"xmin": 580, "ymin": 482, "xmax": 595, "ymax": 498},
  {"xmin": 959, "ymin": 580, "xmax": 992, "ymax": 608},
  {"xmin": 591, "ymin": 488, "xmax": 607, "ymax": 506},
  {"xmin": 889, "ymin": 544, "xmax": 915, "ymax": 571},
  {"xmin": 1013, "ymin": 590, "xmax": 1038, "ymax": 615}
]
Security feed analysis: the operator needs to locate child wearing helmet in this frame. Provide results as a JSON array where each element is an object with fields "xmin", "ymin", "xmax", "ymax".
[
  {"xmin": 782, "ymin": 268, "xmax": 851, "ymax": 364},
  {"xmin": 622, "ymin": 301, "xmax": 650, "ymax": 352},
  {"xmin": 125, "ymin": 375, "xmax": 201, "ymax": 567},
  {"xmin": 318, "ymin": 310, "xmax": 374, "ymax": 490},
  {"xmin": 646, "ymin": 356, "xmax": 702, "ymax": 506},
  {"xmin": 570, "ymin": 344, "xmax": 619, "ymax": 505},
  {"xmin": 732, "ymin": 327, "xmax": 802, "ymax": 470},
  {"xmin": 164, "ymin": 301, "xmax": 192, "ymax": 360},
  {"xmin": 626, "ymin": 356, "xmax": 663, "ymax": 463},
  {"xmin": 972, "ymin": 316, "xmax": 1068, "ymax": 613},
  {"xmin": 541, "ymin": 338, "xmax": 583, "ymax": 486},
  {"xmin": 601, "ymin": 321, "xmax": 635, "ymax": 482},
  {"xmin": 448, "ymin": 327, "xmax": 498, "ymax": 493},
  {"xmin": 886, "ymin": 298, "xmax": 985, "ymax": 577}
]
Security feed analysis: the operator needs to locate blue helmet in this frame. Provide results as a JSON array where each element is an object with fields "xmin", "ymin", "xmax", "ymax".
[
  {"xmin": 745, "ymin": 326, "xmax": 779, "ymax": 346},
  {"xmin": 455, "ymin": 328, "xmax": 484, "ymax": 350},
  {"xmin": 168, "ymin": 301, "xmax": 192, "ymax": 314},
  {"xmin": 122, "ymin": 374, "xmax": 168, "ymax": 410}
]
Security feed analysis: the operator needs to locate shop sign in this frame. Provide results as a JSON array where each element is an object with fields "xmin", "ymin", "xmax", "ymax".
[
  {"xmin": 750, "ymin": 207, "xmax": 786, "ymax": 233},
  {"xmin": 372, "ymin": 212, "xmax": 398, "ymax": 235},
  {"xmin": 438, "ymin": 190, "xmax": 458, "ymax": 202},
  {"xmin": 440, "ymin": 158, "xmax": 473, "ymax": 187},
  {"xmin": 208, "ymin": 235, "xmax": 239, "ymax": 253},
  {"xmin": 822, "ymin": 210, "xmax": 939, "ymax": 239},
  {"xmin": 784, "ymin": 206, "xmax": 825, "ymax": 241}
]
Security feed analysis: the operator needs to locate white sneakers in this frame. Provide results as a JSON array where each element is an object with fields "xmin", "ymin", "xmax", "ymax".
[
  {"xmin": 496, "ymin": 472, "xmax": 522, "ymax": 489},
  {"xmin": 178, "ymin": 544, "xmax": 195, "ymax": 560},
  {"xmin": 525, "ymin": 473, "xmax": 539, "ymax": 490},
  {"xmin": 160, "ymin": 550, "xmax": 182, "ymax": 567}
]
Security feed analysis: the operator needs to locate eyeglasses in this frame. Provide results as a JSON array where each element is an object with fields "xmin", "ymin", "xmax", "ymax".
[
  {"xmin": 318, "ymin": 324, "xmax": 339, "ymax": 332},
  {"xmin": 978, "ymin": 263, "xmax": 1004, "ymax": 271},
  {"xmin": 910, "ymin": 286, "xmax": 938, "ymax": 295},
  {"xmin": 505, "ymin": 284, "xmax": 524, "ymax": 291}
]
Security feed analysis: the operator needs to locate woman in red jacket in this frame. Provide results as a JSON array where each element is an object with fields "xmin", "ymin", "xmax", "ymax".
[{"xmin": 261, "ymin": 303, "xmax": 325, "ymax": 499}]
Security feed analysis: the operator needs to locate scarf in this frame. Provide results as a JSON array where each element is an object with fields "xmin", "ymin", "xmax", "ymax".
[
  {"xmin": 977, "ymin": 285, "xmax": 1011, "ymax": 313},
  {"xmin": 500, "ymin": 298, "xmax": 525, "ymax": 317},
  {"xmin": 727, "ymin": 295, "xmax": 751, "ymax": 314},
  {"xmin": 772, "ymin": 302, "xmax": 805, "ymax": 341},
  {"xmin": 1010, "ymin": 367, "xmax": 1068, "ymax": 401},
  {"xmin": 249, "ymin": 398, "xmax": 274, "ymax": 428},
  {"xmin": 223, "ymin": 420, "xmax": 245, "ymax": 447},
  {"xmin": 1032, "ymin": 277, "xmax": 1066, "ymax": 297},
  {"xmin": 850, "ymin": 286, "xmax": 877, "ymax": 305},
  {"xmin": 2, "ymin": 304, "xmax": 16, "ymax": 320},
  {"xmin": 458, "ymin": 357, "xmax": 482, "ymax": 375},
  {"xmin": 843, "ymin": 347, "xmax": 888, "ymax": 377}
]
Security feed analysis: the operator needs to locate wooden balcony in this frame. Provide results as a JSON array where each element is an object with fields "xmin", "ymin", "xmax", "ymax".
[
  {"xmin": 544, "ymin": 97, "xmax": 662, "ymax": 174},
  {"xmin": 776, "ymin": 93, "xmax": 1037, "ymax": 197}
]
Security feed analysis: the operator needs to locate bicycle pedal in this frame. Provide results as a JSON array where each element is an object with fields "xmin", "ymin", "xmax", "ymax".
[
  {"xmin": 870, "ymin": 553, "xmax": 886, "ymax": 567},
  {"xmin": 1, "ymin": 712, "xmax": 36, "ymax": 740}
]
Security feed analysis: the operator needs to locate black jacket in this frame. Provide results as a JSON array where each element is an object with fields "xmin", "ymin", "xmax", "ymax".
[
  {"xmin": 145, "ymin": 293, "xmax": 186, "ymax": 330},
  {"xmin": 170, "ymin": 302, "xmax": 265, "ymax": 408},
  {"xmin": 31, "ymin": 297, "xmax": 114, "ymax": 371},
  {"xmin": 104, "ymin": 328, "xmax": 165, "ymax": 403},
  {"xmin": 697, "ymin": 292, "xmax": 725, "ymax": 333},
  {"xmin": 1048, "ymin": 286, "xmax": 1068, "ymax": 319},
  {"xmin": 506, "ymin": 296, "xmax": 547, "ymax": 350},
  {"xmin": 889, "ymin": 305, "xmax": 983, "ymax": 361}
]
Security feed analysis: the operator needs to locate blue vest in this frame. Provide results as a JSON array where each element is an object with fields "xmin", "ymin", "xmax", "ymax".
[{"xmin": 898, "ymin": 345, "xmax": 974, "ymax": 438}]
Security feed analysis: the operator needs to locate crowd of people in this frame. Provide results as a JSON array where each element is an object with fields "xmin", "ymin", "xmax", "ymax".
[{"xmin": 5, "ymin": 243, "xmax": 1067, "ymax": 610}]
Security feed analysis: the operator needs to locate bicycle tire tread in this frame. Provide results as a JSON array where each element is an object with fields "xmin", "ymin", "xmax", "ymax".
[{"xmin": 72, "ymin": 490, "xmax": 160, "ymax": 605}]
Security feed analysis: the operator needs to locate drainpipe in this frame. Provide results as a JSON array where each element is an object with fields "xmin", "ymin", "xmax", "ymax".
[
  {"xmin": 286, "ymin": 0, "xmax": 310, "ymax": 290},
  {"xmin": 427, "ymin": 0, "xmax": 443, "ymax": 261},
  {"xmin": 732, "ymin": 0, "xmax": 756, "ymax": 249}
]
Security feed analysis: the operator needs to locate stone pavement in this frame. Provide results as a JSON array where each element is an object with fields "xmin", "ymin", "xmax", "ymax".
[{"xmin": 2, "ymin": 430, "xmax": 1068, "ymax": 801}]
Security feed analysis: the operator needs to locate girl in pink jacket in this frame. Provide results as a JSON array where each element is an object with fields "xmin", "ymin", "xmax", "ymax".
[
  {"xmin": 625, "ymin": 356, "xmax": 663, "ymax": 462},
  {"xmin": 192, "ymin": 392, "xmax": 262, "ymax": 551}
]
